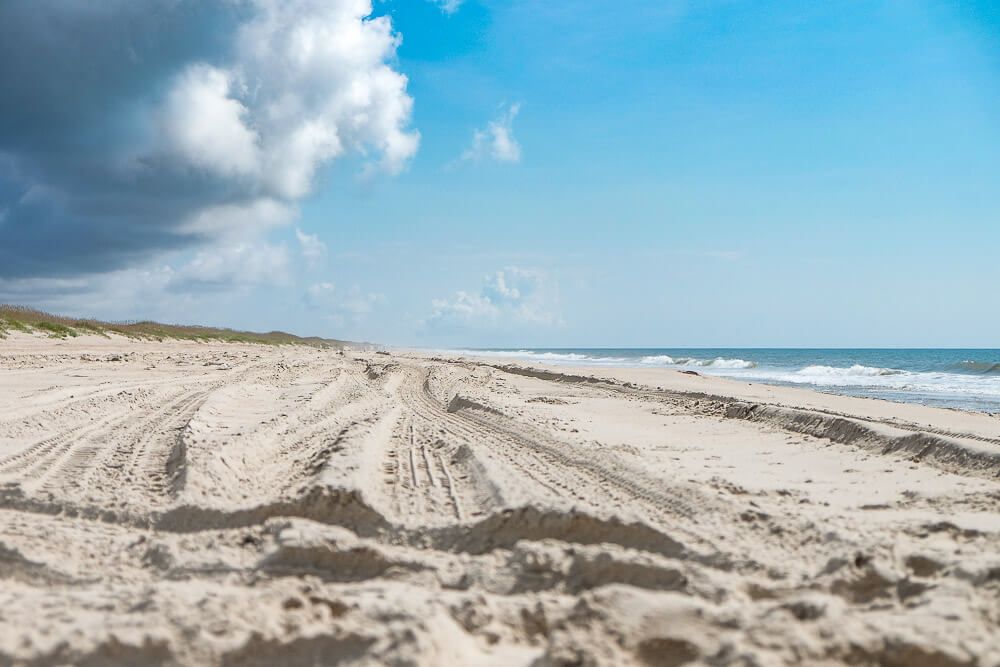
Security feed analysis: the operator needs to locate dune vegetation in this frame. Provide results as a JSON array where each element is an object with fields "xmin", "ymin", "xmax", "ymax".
[{"xmin": 0, "ymin": 305, "xmax": 346, "ymax": 348}]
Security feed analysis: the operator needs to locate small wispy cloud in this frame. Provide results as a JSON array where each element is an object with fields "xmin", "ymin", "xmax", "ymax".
[
  {"xmin": 462, "ymin": 103, "xmax": 522, "ymax": 163},
  {"xmin": 431, "ymin": 0, "xmax": 464, "ymax": 14},
  {"xmin": 295, "ymin": 228, "xmax": 327, "ymax": 268},
  {"xmin": 426, "ymin": 266, "xmax": 559, "ymax": 330},
  {"xmin": 305, "ymin": 282, "xmax": 382, "ymax": 326}
]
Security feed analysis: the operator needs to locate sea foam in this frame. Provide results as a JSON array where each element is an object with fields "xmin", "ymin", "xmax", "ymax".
[{"xmin": 796, "ymin": 364, "xmax": 903, "ymax": 377}]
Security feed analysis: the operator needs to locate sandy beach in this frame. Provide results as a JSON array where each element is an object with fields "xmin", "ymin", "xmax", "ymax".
[{"xmin": 1, "ymin": 332, "xmax": 998, "ymax": 666}]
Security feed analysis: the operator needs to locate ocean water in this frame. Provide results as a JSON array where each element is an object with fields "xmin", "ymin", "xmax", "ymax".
[{"xmin": 453, "ymin": 348, "xmax": 1000, "ymax": 414}]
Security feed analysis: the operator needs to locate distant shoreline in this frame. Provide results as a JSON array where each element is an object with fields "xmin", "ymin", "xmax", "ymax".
[{"xmin": 446, "ymin": 347, "xmax": 1000, "ymax": 414}]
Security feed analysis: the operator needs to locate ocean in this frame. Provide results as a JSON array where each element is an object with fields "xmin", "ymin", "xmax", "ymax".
[{"xmin": 453, "ymin": 348, "xmax": 1000, "ymax": 414}]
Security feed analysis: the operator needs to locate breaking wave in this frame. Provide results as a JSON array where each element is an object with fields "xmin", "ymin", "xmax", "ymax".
[
  {"xmin": 453, "ymin": 350, "xmax": 756, "ymax": 370},
  {"xmin": 795, "ymin": 364, "xmax": 904, "ymax": 378},
  {"xmin": 638, "ymin": 354, "xmax": 676, "ymax": 364},
  {"xmin": 451, "ymin": 350, "xmax": 629, "ymax": 365},
  {"xmin": 638, "ymin": 355, "xmax": 756, "ymax": 369},
  {"xmin": 699, "ymin": 358, "xmax": 757, "ymax": 369},
  {"xmin": 955, "ymin": 361, "xmax": 1000, "ymax": 375}
]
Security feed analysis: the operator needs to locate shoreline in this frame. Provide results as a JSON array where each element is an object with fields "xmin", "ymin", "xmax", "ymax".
[
  {"xmin": 439, "ymin": 347, "xmax": 1000, "ymax": 415},
  {"xmin": 1, "ymin": 332, "xmax": 998, "ymax": 665},
  {"xmin": 416, "ymin": 352, "xmax": 1000, "ymax": 481},
  {"xmin": 438, "ymin": 351, "xmax": 1000, "ymax": 433}
]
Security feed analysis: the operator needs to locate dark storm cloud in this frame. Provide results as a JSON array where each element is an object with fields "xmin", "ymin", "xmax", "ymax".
[
  {"xmin": 0, "ymin": 0, "xmax": 419, "ymax": 280},
  {"xmin": 0, "ymin": 1, "xmax": 243, "ymax": 277},
  {"xmin": 0, "ymin": 2, "xmax": 234, "ymax": 146}
]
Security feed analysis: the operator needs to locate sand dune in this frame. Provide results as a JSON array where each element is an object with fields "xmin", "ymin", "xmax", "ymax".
[{"xmin": 1, "ymin": 332, "xmax": 998, "ymax": 666}]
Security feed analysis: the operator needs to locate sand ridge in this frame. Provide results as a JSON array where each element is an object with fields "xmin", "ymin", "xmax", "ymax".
[{"xmin": 0, "ymin": 332, "xmax": 998, "ymax": 665}]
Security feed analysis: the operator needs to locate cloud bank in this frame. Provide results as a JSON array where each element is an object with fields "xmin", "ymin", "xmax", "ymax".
[{"xmin": 0, "ymin": 0, "xmax": 418, "ymax": 280}]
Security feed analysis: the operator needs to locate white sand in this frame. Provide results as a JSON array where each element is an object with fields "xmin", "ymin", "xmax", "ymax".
[{"xmin": 1, "ymin": 332, "xmax": 998, "ymax": 666}]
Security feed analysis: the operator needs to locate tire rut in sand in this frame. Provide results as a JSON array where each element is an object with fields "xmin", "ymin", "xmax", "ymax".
[
  {"xmin": 411, "ymin": 361, "xmax": 813, "ymax": 569},
  {"xmin": 266, "ymin": 368, "xmax": 381, "ymax": 495},
  {"xmin": 377, "ymin": 368, "xmax": 503, "ymax": 526},
  {"xmin": 31, "ymin": 385, "xmax": 213, "ymax": 507},
  {"xmin": 0, "ymin": 417, "xmax": 117, "ymax": 482},
  {"xmin": 115, "ymin": 388, "xmax": 213, "ymax": 502},
  {"xmin": 3, "ymin": 359, "xmax": 267, "ymax": 509},
  {"xmin": 174, "ymin": 362, "xmax": 404, "ymax": 517},
  {"xmin": 382, "ymin": 418, "xmax": 466, "ymax": 523},
  {"xmin": 416, "ymin": 367, "xmax": 688, "ymax": 517}
]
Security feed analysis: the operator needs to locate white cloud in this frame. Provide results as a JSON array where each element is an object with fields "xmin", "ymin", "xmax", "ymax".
[
  {"xmin": 430, "ymin": 290, "xmax": 497, "ymax": 322},
  {"xmin": 432, "ymin": 0, "xmax": 464, "ymax": 14},
  {"xmin": 295, "ymin": 228, "xmax": 327, "ymax": 267},
  {"xmin": 306, "ymin": 282, "xmax": 336, "ymax": 299},
  {"xmin": 168, "ymin": 242, "xmax": 291, "ymax": 291},
  {"xmin": 181, "ymin": 199, "xmax": 296, "ymax": 237},
  {"xmin": 0, "ymin": 241, "xmax": 291, "ymax": 305},
  {"xmin": 0, "ymin": 239, "xmax": 295, "ymax": 324},
  {"xmin": 225, "ymin": 0, "xmax": 420, "ymax": 197},
  {"xmin": 427, "ymin": 266, "xmax": 559, "ymax": 329},
  {"xmin": 145, "ymin": 0, "xmax": 417, "ymax": 248},
  {"xmin": 306, "ymin": 281, "xmax": 381, "ymax": 325},
  {"xmin": 162, "ymin": 64, "xmax": 260, "ymax": 178},
  {"xmin": 0, "ymin": 269, "xmax": 178, "ymax": 321},
  {"xmin": 462, "ymin": 103, "xmax": 522, "ymax": 163},
  {"xmin": 97, "ymin": 0, "xmax": 413, "ymax": 293}
]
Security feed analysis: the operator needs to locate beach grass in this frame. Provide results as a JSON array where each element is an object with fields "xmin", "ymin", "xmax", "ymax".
[{"xmin": 0, "ymin": 305, "xmax": 346, "ymax": 348}]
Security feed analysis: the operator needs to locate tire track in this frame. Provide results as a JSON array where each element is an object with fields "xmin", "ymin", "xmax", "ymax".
[
  {"xmin": 115, "ymin": 388, "xmax": 214, "ymax": 501},
  {"xmin": 382, "ymin": 417, "xmax": 464, "ymax": 524},
  {"xmin": 266, "ymin": 366, "xmax": 394, "ymax": 496},
  {"xmin": 403, "ymin": 361, "xmax": 804, "ymax": 564},
  {"xmin": 0, "ymin": 417, "xmax": 119, "ymax": 481},
  {"xmin": 7, "ymin": 359, "xmax": 270, "ymax": 509},
  {"xmin": 30, "ymin": 385, "xmax": 212, "ymax": 504},
  {"xmin": 0, "ymin": 373, "xmax": 221, "ymax": 432},
  {"xmin": 381, "ymin": 368, "xmax": 502, "ymax": 525}
]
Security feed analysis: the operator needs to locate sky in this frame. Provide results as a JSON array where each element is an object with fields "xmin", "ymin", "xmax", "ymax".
[{"xmin": 1, "ymin": 0, "xmax": 998, "ymax": 348}]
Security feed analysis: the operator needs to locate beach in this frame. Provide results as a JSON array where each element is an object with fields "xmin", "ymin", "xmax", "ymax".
[
  {"xmin": 1, "ymin": 331, "xmax": 999, "ymax": 666},
  {"xmin": 448, "ymin": 348, "xmax": 1000, "ymax": 413}
]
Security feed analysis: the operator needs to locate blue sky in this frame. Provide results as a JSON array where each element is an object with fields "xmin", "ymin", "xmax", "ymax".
[{"xmin": 1, "ymin": 1, "xmax": 998, "ymax": 347}]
